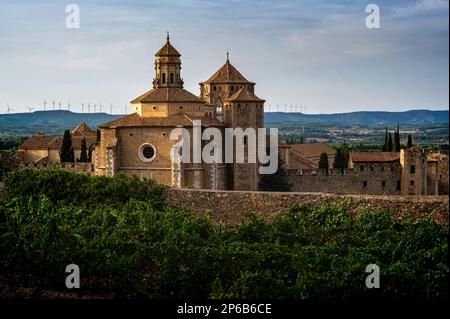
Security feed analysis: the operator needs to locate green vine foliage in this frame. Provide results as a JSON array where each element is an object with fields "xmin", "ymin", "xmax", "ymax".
[{"xmin": 0, "ymin": 169, "xmax": 448, "ymax": 299}]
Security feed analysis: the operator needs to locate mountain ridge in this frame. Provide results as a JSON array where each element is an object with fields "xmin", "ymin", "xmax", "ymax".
[{"xmin": 0, "ymin": 109, "xmax": 448, "ymax": 135}]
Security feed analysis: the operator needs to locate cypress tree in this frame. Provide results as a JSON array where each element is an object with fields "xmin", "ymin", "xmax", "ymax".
[
  {"xmin": 60, "ymin": 130, "xmax": 74, "ymax": 162},
  {"xmin": 394, "ymin": 123, "xmax": 401, "ymax": 152},
  {"xmin": 79, "ymin": 137, "xmax": 88, "ymax": 162},
  {"xmin": 334, "ymin": 144, "xmax": 349, "ymax": 170},
  {"xmin": 259, "ymin": 151, "xmax": 291, "ymax": 192},
  {"xmin": 318, "ymin": 152, "xmax": 329, "ymax": 173},
  {"xmin": 387, "ymin": 132, "xmax": 393, "ymax": 152},
  {"xmin": 382, "ymin": 127, "xmax": 388, "ymax": 151},
  {"xmin": 407, "ymin": 134, "xmax": 413, "ymax": 148}
]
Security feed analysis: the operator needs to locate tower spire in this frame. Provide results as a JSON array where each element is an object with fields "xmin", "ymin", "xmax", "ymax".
[
  {"xmin": 166, "ymin": 31, "xmax": 170, "ymax": 42},
  {"xmin": 226, "ymin": 50, "xmax": 229, "ymax": 62}
]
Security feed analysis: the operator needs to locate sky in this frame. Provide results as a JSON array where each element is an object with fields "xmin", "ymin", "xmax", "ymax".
[{"xmin": 0, "ymin": 0, "xmax": 448, "ymax": 114}]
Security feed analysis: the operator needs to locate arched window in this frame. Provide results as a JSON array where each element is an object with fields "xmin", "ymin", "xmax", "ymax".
[{"xmin": 162, "ymin": 73, "xmax": 166, "ymax": 84}]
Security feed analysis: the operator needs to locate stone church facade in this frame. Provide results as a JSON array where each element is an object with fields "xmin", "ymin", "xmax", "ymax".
[{"xmin": 95, "ymin": 35, "xmax": 265, "ymax": 190}]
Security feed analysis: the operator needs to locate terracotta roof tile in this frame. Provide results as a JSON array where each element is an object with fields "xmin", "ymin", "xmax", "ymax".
[
  {"xmin": 288, "ymin": 151, "xmax": 318, "ymax": 170},
  {"xmin": 226, "ymin": 87, "xmax": 265, "ymax": 102},
  {"xmin": 99, "ymin": 112, "xmax": 223, "ymax": 128},
  {"xmin": 201, "ymin": 61, "xmax": 252, "ymax": 84},
  {"xmin": 71, "ymin": 122, "xmax": 96, "ymax": 137},
  {"xmin": 155, "ymin": 40, "xmax": 181, "ymax": 57},
  {"xmin": 47, "ymin": 136, "xmax": 97, "ymax": 150},
  {"xmin": 131, "ymin": 87, "xmax": 204, "ymax": 104},
  {"xmin": 350, "ymin": 152, "xmax": 400, "ymax": 162},
  {"xmin": 19, "ymin": 135, "xmax": 96, "ymax": 151},
  {"xmin": 19, "ymin": 136, "xmax": 59, "ymax": 150},
  {"xmin": 288, "ymin": 143, "xmax": 335, "ymax": 159}
]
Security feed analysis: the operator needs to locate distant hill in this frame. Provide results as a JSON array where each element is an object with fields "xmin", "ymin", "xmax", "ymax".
[
  {"xmin": 0, "ymin": 110, "xmax": 122, "ymax": 135},
  {"xmin": 0, "ymin": 109, "xmax": 448, "ymax": 136},
  {"xmin": 265, "ymin": 109, "xmax": 448, "ymax": 126}
]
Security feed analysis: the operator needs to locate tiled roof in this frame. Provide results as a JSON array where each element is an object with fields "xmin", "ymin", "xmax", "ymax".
[
  {"xmin": 288, "ymin": 151, "xmax": 318, "ymax": 170},
  {"xmin": 47, "ymin": 136, "xmax": 97, "ymax": 150},
  {"xmin": 19, "ymin": 135, "xmax": 96, "ymax": 151},
  {"xmin": 155, "ymin": 40, "xmax": 181, "ymax": 57},
  {"xmin": 19, "ymin": 135, "xmax": 59, "ymax": 150},
  {"xmin": 288, "ymin": 143, "xmax": 336, "ymax": 159},
  {"xmin": 350, "ymin": 152, "xmax": 400, "ymax": 162},
  {"xmin": 226, "ymin": 87, "xmax": 265, "ymax": 103},
  {"xmin": 99, "ymin": 112, "xmax": 224, "ymax": 128},
  {"xmin": 131, "ymin": 87, "xmax": 204, "ymax": 104},
  {"xmin": 71, "ymin": 122, "xmax": 96, "ymax": 137},
  {"xmin": 201, "ymin": 60, "xmax": 252, "ymax": 84}
]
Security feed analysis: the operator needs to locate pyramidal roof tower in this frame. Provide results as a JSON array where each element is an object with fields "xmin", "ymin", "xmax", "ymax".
[{"xmin": 153, "ymin": 32, "xmax": 183, "ymax": 88}]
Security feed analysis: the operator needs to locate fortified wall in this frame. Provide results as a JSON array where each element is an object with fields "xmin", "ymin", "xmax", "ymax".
[
  {"xmin": 165, "ymin": 188, "xmax": 449, "ymax": 224},
  {"xmin": 286, "ymin": 163, "xmax": 402, "ymax": 195}
]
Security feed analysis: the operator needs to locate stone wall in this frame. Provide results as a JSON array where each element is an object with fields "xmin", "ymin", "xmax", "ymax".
[
  {"xmin": 165, "ymin": 188, "xmax": 448, "ymax": 224},
  {"xmin": 286, "ymin": 164, "xmax": 402, "ymax": 195},
  {"xmin": 19, "ymin": 162, "xmax": 94, "ymax": 173}
]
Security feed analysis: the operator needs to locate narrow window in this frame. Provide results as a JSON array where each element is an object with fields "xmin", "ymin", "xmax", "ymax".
[
  {"xmin": 396, "ymin": 180, "xmax": 401, "ymax": 190},
  {"xmin": 360, "ymin": 165, "xmax": 364, "ymax": 171},
  {"xmin": 381, "ymin": 180, "xmax": 386, "ymax": 187},
  {"xmin": 170, "ymin": 73, "xmax": 174, "ymax": 84},
  {"xmin": 162, "ymin": 73, "xmax": 166, "ymax": 84},
  {"xmin": 362, "ymin": 181, "xmax": 368, "ymax": 188},
  {"xmin": 410, "ymin": 180, "xmax": 415, "ymax": 186},
  {"xmin": 410, "ymin": 165, "xmax": 415, "ymax": 174}
]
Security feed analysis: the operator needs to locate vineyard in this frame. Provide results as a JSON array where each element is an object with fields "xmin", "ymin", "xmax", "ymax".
[{"xmin": 0, "ymin": 169, "xmax": 448, "ymax": 299}]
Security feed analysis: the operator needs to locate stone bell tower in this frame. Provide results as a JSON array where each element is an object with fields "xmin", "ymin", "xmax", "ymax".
[
  {"xmin": 200, "ymin": 55, "xmax": 265, "ymax": 190},
  {"xmin": 153, "ymin": 32, "xmax": 183, "ymax": 89}
]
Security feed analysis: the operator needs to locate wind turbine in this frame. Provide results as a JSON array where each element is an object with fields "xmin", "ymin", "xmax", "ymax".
[
  {"xmin": 52, "ymin": 100, "xmax": 56, "ymax": 110},
  {"xmin": 99, "ymin": 104, "xmax": 103, "ymax": 112},
  {"xmin": 26, "ymin": 105, "xmax": 34, "ymax": 112},
  {"xmin": 58, "ymin": 101, "xmax": 62, "ymax": 110},
  {"xmin": 6, "ymin": 104, "xmax": 13, "ymax": 114},
  {"xmin": 87, "ymin": 103, "xmax": 91, "ymax": 113},
  {"xmin": 43, "ymin": 100, "xmax": 47, "ymax": 111},
  {"xmin": 93, "ymin": 104, "xmax": 97, "ymax": 113},
  {"xmin": 81, "ymin": 103, "xmax": 85, "ymax": 113},
  {"xmin": 67, "ymin": 101, "xmax": 71, "ymax": 111}
]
